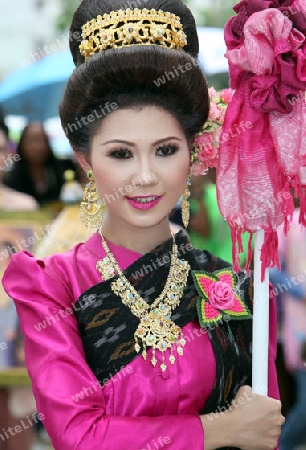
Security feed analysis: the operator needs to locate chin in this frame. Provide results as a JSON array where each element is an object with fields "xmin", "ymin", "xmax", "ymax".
[{"xmin": 129, "ymin": 215, "xmax": 169, "ymax": 229}]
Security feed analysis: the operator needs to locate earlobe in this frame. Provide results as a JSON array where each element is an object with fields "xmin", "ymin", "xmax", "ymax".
[{"xmin": 74, "ymin": 150, "xmax": 91, "ymax": 172}]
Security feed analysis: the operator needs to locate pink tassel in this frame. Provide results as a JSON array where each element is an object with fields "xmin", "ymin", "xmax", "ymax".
[
  {"xmin": 230, "ymin": 224, "xmax": 250, "ymax": 274},
  {"xmin": 298, "ymin": 186, "xmax": 306, "ymax": 226},
  {"xmin": 292, "ymin": 175, "xmax": 299, "ymax": 198},
  {"xmin": 245, "ymin": 232, "xmax": 253, "ymax": 275},
  {"xmin": 230, "ymin": 224, "xmax": 244, "ymax": 274},
  {"xmin": 237, "ymin": 227, "xmax": 244, "ymax": 255},
  {"xmin": 283, "ymin": 215, "xmax": 289, "ymax": 236},
  {"xmin": 260, "ymin": 230, "xmax": 280, "ymax": 281},
  {"xmin": 281, "ymin": 174, "xmax": 294, "ymax": 222},
  {"xmin": 230, "ymin": 225, "xmax": 239, "ymax": 274}
]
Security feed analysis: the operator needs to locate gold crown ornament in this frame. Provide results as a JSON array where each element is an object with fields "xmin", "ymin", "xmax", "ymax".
[{"xmin": 80, "ymin": 8, "xmax": 187, "ymax": 61}]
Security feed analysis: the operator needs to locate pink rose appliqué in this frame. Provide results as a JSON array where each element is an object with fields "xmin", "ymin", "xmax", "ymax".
[
  {"xmin": 208, "ymin": 281, "xmax": 235, "ymax": 310},
  {"xmin": 192, "ymin": 269, "xmax": 252, "ymax": 328}
]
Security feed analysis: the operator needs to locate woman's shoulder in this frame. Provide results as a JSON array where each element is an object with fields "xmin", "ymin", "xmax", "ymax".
[
  {"xmin": 3, "ymin": 246, "xmax": 77, "ymax": 295},
  {"xmin": 3, "ymin": 232, "xmax": 101, "ymax": 303}
]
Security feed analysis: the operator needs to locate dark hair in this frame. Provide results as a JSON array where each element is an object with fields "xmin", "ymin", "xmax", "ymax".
[
  {"xmin": 60, "ymin": 0, "xmax": 209, "ymax": 154},
  {"xmin": 15, "ymin": 123, "xmax": 55, "ymax": 164},
  {"xmin": 0, "ymin": 115, "xmax": 9, "ymax": 140},
  {"xmin": 3, "ymin": 122, "xmax": 80, "ymax": 205}
]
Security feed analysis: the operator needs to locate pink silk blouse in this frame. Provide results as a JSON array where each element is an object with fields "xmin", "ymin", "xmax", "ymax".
[{"xmin": 2, "ymin": 232, "xmax": 280, "ymax": 450}]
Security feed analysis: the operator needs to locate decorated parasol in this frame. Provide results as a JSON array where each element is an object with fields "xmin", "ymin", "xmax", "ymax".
[{"xmin": 193, "ymin": 0, "xmax": 306, "ymax": 395}]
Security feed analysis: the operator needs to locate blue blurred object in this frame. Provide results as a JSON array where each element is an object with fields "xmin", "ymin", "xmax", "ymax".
[{"xmin": 0, "ymin": 50, "xmax": 75, "ymax": 121}]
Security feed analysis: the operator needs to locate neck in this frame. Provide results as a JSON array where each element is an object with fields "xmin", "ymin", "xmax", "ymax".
[{"xmin": 101, "ymin": 217, "xmax": 172, "ymax": 255}]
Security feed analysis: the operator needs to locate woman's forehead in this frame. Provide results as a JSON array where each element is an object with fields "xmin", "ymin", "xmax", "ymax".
[{"xmin": 93, "ymin": 106, "xmax": 184, "ymax": 139}]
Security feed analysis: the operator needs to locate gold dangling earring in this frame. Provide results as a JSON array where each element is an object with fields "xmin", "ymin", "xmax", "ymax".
[
  {"xmin": 181, "ymin": 175, "xmax": 191, "ymax": 229},
  {"xmin": 79, "ymin": 170, "xmax": 104, "ymax": 229}
]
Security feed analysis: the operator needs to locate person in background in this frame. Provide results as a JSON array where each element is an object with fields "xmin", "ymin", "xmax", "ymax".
[
  {"xmin": 3, "ymin": 122, "xmax": 79, "ymax": 207},
  {"xmin": 0, "ymin": 239, "xmax": 19, "ymax": 368},
  {"xmin": 269, "ymin": 257, "xmax": 306, "ymax": 418},
  {"xmin": 270, "ymin": 262, "xmax": 306, "ymax": 327},
  {"xmin": 0, "ymin": 116, "xmax": 38, "ymax": 449},
  {"xmin": 0, "ymin": 118, "xmax": 37, "ymax": 210},
  {"xmin": 277, "ymin": 199, "xmax": 306, "ymax": 450},
  {"xmin": 0, "ymin": 236, "xmax": 36, "ymax": 450}
]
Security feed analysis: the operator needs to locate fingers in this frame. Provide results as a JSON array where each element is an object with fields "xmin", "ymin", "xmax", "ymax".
[{"xmin": 230, "ymin": 385, "xmax": 285, "ymax": 450}]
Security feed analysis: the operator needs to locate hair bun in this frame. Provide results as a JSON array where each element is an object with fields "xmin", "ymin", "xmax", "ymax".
[{"xmin": 60, "ymin": 0, "xmax": 209, "ymax": 154}]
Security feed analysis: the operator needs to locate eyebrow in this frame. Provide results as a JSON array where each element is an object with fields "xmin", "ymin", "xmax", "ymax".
[{"xmin": 100, "ymin": 137, "xmax": 183, "ymax": 146}]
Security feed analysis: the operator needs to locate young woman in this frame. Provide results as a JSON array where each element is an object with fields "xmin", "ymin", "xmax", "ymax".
[
  {"xmin": 3, "ymin": 1, "xmax": 284, "ymax": 449},
  {"xmin": 3, "ymin": 122, "xmax": 78, "ymax": 206}
]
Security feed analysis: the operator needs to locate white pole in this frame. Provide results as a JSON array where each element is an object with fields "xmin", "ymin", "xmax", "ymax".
[{"xmin": 252, "ymin": 229, "xmax": 270, "ymax": 396}]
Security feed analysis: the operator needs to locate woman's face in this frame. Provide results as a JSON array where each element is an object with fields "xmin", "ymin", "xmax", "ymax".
[
  {"xmin": 21, "ymin": 123, "xmax": 50, "ymax": 165},
  {"xmin": 86, "ymin": 106, "xmax": 190, "ymax": 235}
]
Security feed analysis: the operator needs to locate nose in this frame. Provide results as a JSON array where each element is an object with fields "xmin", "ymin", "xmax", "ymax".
[{"xmin": 131, "ymin": 156, "xmax": 158, "ymax": 187}]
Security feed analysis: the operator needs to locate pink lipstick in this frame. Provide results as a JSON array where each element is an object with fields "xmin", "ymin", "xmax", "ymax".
[{"xmin": 125, "ymin": 195, "xmax": 162, "ymax": 210}]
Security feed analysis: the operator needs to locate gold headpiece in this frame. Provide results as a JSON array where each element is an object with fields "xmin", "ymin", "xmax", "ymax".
[{"xmin": 80, "ymin": 8, "xmax": 187, "ymax": 61}]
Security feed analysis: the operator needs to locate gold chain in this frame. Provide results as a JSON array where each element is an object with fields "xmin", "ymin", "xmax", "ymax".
[{"xmin": 96, "ymin": 234, "xmax": 190, "ymax": 371}]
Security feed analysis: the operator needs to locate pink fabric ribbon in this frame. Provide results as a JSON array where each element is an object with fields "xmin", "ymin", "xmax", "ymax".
[{"xmin": 218, "ymin": 6, "xmax": 306, "ymax": 278}]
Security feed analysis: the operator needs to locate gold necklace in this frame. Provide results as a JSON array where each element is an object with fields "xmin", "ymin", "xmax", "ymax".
[{"xmin": 96, "ymin": 234, "xmax": 190, "ymax": 371}]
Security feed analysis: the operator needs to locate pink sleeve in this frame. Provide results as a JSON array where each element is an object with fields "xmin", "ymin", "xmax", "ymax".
[{"xmin": 2, "ymin": 252, "xmax": 204, "ymax": 450}]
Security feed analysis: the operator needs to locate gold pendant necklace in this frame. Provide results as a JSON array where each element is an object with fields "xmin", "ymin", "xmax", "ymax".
[{"xmin": 96, "ymin": 234, "xmax": 190, "ymax": 371}]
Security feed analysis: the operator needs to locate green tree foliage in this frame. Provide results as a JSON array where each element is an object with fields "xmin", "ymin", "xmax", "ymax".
[
  {"xmin": 200, "ymin": 4, "xmax": 236, "ymax": 28},
  {"xmin": 183, "ymin": 0, "xmax": 236, "ymax": 27},
  {"xmin": 56, "ymin": 0, "xmax": 80, "ymax": 32}
]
